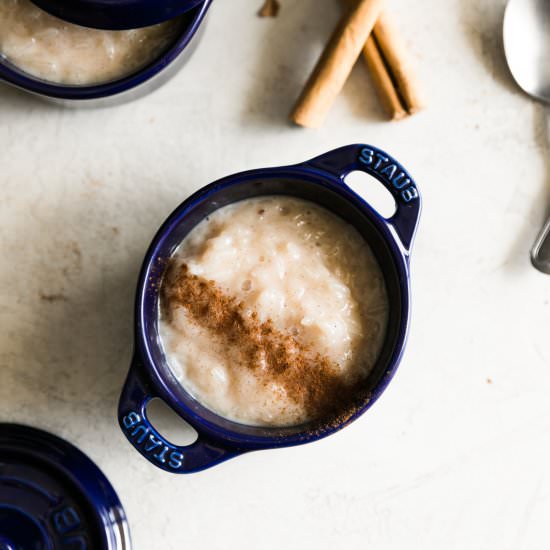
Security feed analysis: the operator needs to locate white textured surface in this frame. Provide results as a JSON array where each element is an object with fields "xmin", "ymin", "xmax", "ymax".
[{"xmin": 1, "ymin": 0, "xmax": 550, "ymax": 548}]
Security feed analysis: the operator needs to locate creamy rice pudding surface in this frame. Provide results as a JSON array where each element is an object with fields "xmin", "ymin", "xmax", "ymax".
[
  {"xmin": 159, "ymin": 197, "xmax": 389, "ymax": 428},
  {"xmin": 0, "ymin": 0, "xmax": 181, "ymax": 85}
]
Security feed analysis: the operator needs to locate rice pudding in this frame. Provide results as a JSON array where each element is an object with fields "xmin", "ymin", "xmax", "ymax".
[
  {"xmin": 159, "ymin": 196, "xmax": 389, "ymax": 427},
  {"xmin": 0, "ymin": 0, "xmax": 182, "ymax": 85}
]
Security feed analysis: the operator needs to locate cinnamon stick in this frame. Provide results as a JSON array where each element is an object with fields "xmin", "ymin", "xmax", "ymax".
[
  {"xmin": 341, "ymin": 0, "xmax": 423, "ymax": 117},
  {"xmin": 363, "ymin": 35, "xmax": 407, "ymax": 120},
  {"xmin": 258, "ymin": 0, "xmax": 280, "ymax": 18},
  {"xmin": 373, "ymin": 11, "xmax": 424, "ymax": 114},
  {"xmin": 290, "ymin": 0, "xmax": 386, "ymax": 128}
]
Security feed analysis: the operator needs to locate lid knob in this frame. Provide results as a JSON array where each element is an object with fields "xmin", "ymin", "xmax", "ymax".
[
  {"xmin": 0, "ymin": 536, "xmax": 17, "ymax": 550},
  {"xmin": 0, "ymin": 507, "xmax": 49, "ymax": 550}
]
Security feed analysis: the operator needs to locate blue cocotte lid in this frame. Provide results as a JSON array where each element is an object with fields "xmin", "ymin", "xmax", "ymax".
[
  {"xmin": 0, "ymin": 424, "xmax": 131, "ymax": 550},
  {"xmin": 30, "ymin": 0, "xmax": 206, "ymax": 30}
]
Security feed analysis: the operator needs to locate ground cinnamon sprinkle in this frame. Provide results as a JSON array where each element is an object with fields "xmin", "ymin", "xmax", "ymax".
[{"xmin": 162, "ymin": 262, "xmax": 368, "ymax": 424}]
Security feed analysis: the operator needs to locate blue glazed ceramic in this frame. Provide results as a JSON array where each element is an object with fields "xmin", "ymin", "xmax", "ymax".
[
  {"xmin": 0, "ymin": 424, "xmax": 131, "ymax": 549},
  {"xmin": 0, "ymin": 1, "xmax": 211, "ymax": 106},
  {"xmin": 118, "ymin": 144, "xmax": 422, "ymax": 474},
  {"xmin": 31, "ymin": 0, "xmax": 206, "ymax": 30}
]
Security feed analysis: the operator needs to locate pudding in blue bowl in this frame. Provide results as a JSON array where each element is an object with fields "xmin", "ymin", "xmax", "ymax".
[
  {"xmin": 0, "ymin": 0, "xmax": 212, "ymax": 106},
  {"xmin": 118, "ymin": 144, "xmax": 422, "ymax": 473}
]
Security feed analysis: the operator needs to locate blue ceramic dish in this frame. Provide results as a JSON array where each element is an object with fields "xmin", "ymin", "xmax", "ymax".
[
  {"xmin": 32, "ymin": 0, "xmax": 206, "ymax": 30},
  {"xmin": 0, "ymin": 424, "xmax": 131, "ymax": 549},
  {"xmin": 118, "ymin": 144, "xmax": 421, "ymax": 474},
  {"xmin": 0, "ymin": 0, "xmax": 211, "ymax": 107}
]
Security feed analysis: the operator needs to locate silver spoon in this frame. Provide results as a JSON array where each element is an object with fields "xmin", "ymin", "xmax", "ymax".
[{"xmin": 504, "ymin": 0, "xmax": 550, "ymax": 274}]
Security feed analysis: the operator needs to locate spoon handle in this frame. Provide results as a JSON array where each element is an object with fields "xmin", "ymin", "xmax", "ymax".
[{"xmin": 531, "ymin": 215, "xmax": 550, "ymax": 274}]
